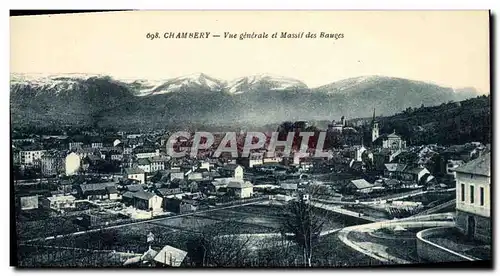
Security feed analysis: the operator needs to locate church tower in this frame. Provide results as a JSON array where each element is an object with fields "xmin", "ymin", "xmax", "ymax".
[{"xmin": 371, "ymin": 108, "xmax": 379, "ymax": 142}]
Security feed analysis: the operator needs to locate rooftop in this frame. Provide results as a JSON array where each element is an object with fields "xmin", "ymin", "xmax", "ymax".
[
  {"xmin": 157, "ymin": 188, "xmax": 182, "ymax": 197},
  {"xmin": 125, "ymin": 167, "xmax": 145, "ymax": 175},
  {"xmin": 454, "ymin": 152, "xmax": 490, "ymax": 177},
  {"xmin": 126, "ymin": 184, "xmax": 144, "ymax": 192},
  {"xmin": 350, "ymin": 179, "xmax": 373, "ymax": 189},
  {"xmin": 137, "ymin": 158, "xmax": 151, "ymax": 166},
  {"xmin": 221, "ymin": 164, "xmax": 242, "ymax": 171},
  {"xmin": 227, "ymin": 180, "xmax": 253, "ymax": 189},
  {"xmin": 80, "ymin": 182, "xmax": 115, "ymax": 193},
  {"xmin": 406, "ymin": 167, "xmax": 428, "ymax": 174},
  {"xmin": 106, "ymin": 186, "xmax": 118, "ymax": 194},
  {"xmin": 18, "ymin": 144, "xmax": 44, "ymax": 151},
  {"xmin": 387, "ymin": 133, "xmax": 401, "ymax": 139},
  {"xmin": 133, "ymin": 190, "xmax": 157, "ymax": 200},
  {"xmin": 384, "ymin": 163, "xmax": 408, "ymax": 172},
  {"xmin": 149, "ymin": 155, "xmax": 168, "ymax": 162},
  {"xmin": 153, "ymin": 245, "xmax": 188, "ymax": 267}
]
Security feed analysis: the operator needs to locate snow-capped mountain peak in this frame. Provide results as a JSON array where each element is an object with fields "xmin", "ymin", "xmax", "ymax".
[
  {"xmin": 10, "ymin": 73, "xmax": 108, "ymax": 95},
  {"xmin": 227, "ymin": 73, "xmax": 308, "ymax": 94},
  {"xmin": 11, "ymin": 73, "xmax": 103, "ymax": 84},
  {"xmin": 170, "ymin": 72, "xmax": 225, "ymax": 89},
  {"xmin": 127, "ymin": 73, "xmax": 226, "ymax": 96},
  {"xmin": 11, "ymin": 72, "xmax": 310, "ymax": 96},
  {"xmin": 314, "ymin": 75, "xmax": 395, "ymax": 94}
]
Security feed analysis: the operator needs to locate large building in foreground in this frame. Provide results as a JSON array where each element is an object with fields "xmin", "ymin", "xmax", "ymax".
[{"xmin": 454, "ymin": 152, "xmax": 490, "ymax": 243}]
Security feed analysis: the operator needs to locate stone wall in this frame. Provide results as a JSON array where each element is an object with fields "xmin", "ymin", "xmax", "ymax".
[
  {"xmin": 456, "ymin": 210, "xmax": 491, "ymax": 243},
  {"xmin": 338, "ymin": 214, "xmax": 455, "ymax": 264},
  {"xmin": 416, "ymin": 227, "xmax": 476, "ymax": 262}
]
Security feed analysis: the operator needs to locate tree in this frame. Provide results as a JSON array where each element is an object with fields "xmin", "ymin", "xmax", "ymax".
[
  {"xmin": 253, "ymin": 235, "xmax": 295, "ymax": 267},
  {"xmin": 429, "ymin": 154, "xmax": 446, "ymax": 178},
  {"xmin": 186, "ymin": 235, "xmax": 207, "ymax": 267},
  {"xmin": 280, "ymin": 190, "xmax": 326, "ymax": 267},
  {"xmin": 185, "ymin": 222, "xmax": 252, "ymax": 267},
  {"xmin": 149, "ymin": 171, "xmax": 164, "ymax": 183}
]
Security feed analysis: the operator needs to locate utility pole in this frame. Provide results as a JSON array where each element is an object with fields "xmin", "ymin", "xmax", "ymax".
[{"xmin": 147, "ymin": 231, "xmax": 154, "ymax": 250}]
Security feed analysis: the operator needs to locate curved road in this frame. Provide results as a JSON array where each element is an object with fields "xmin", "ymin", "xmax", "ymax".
[{"xmin": 337, "ymin": 213, "xmax": 455, "ymax": 264}]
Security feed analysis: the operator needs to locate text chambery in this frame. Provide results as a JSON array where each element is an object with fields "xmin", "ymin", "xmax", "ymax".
[{"xmin": 145, "ymin": 31, "xmax": 344, "ymax": 40}]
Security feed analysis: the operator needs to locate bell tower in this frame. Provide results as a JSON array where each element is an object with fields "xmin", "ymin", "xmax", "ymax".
[{"xmin": 371, "ymin": 108, "xmax": 379, "ymax": 142}]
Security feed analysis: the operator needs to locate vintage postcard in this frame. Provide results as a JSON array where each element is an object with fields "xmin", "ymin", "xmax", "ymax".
[{"xmin": 10, "ymin": 10, "xmax": 491, "ymax": 268}]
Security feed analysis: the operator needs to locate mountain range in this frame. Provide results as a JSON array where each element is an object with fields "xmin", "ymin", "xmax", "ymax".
[{"xmin": 10, "ymin": 73, "xmax": 482, "ymax": 131}]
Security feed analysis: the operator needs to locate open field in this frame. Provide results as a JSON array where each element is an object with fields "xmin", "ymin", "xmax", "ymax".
[
  {"xmin": 16, "ymin": 208, "xmax": 130, "ymax": 241},
  {"xmin": 16, "ymin": 209, "xmax": 81, "ymax": 241},
  {"xmin": 39, "ymin": 204, "xmax": 291, "ymax": 252},
  {"xmin": 21, "ymin": 230, "xmax": 379, "ymax": 268},
  {"xmin": 17, "ymin": 244, "xmax": 130, "ymax": 267},
  {"xmin": 19, "ymin": 202, "xmax": 374, "ymax": 267},
  {"xmin": 17, "ymin": 197, "xmax": 400, "ymax": 268}
]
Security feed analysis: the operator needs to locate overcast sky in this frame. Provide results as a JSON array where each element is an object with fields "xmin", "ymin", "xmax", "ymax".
[{"xmin": 11, "ymin": 10, "xmax": 490, "ymax": 93}]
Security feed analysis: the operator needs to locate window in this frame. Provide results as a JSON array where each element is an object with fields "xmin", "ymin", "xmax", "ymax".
[
  {"xmin": 461, "ymin": 183, "xmax": 465, "ymax": 202},
  {"xmin": 470, "ymin": 185, "xmax": 475, "ymax": 204},
  {"xmin": 480, "ymin": 187, "xmax": 485, "ymax": 206}
]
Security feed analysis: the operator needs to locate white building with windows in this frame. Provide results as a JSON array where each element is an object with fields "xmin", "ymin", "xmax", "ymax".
[
  {"xmin": 137, "ymin": 156, "xmax": 166, "ymax": 173},
  {"xmin": 227, "ymin": 180, "xmax": 254, "ymax": 199},
  {"xmin": 382, "ymin": 131, "xmax": 407, "ymax": 150},
  {"xmin": 91, "ymin": 142, "xmax": 103, "ymax": 149},
  {"xmin": 454, "ymin": 152, "xmax": 490, "ymax": 242},
  {"xmin": 352, "ymin": 145, "xmax": 367, "ymax": 162},
  {"xmin": 18, "ymin": 148, "xmax": 46, "ymax": 167},
  {"xmin": 41, "ymin": 194, "xmax": 76, "ymax": 210},
  {"xmin": 234, "ymin": 165, "xmax": 244, "ymax": 180},
  {"xmin": 263, "ymin": 156, "xmax": 283, "ymax": 164},
  {"xmin": 68, "ymin": 142, "xmax": 83, "ymax": 150},
  {"xmin": 220, "ymin": 164, "xmax": 244, "ymax": 180},
  {"xmin": 248, "ymin": 152, "xmax": 264, "ymax": 168},
  {"xmin": 20, "ymin": 195, "xmax": 39, "ymax": 210},
  {"xmin": 41, "ymin": 153, "xmax": 64, "ymax": 176},
  {"xmin": 199, "ymin": 161, "xmax": 212, "ymax": 171},
  {"xmin": 136, "ymin": 149, "xmax": 161, "ymax": 159},
  {"xmin": 124, "ymin": 167, "xmax": 146, "ymax": 184}
]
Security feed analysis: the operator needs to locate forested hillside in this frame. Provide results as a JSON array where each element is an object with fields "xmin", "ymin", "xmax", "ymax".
[{"xmin": 376, "ymin": 95, "xmax": 491, "ymax": 146}]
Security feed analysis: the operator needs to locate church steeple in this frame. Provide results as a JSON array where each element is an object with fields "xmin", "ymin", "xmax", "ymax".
[
  {"xmin": 371, "ymin": 108, "xmax": 379, "ymax": 142},
  {"xmin": 371, "ymin": 108, "xmax": 377, "ymax": 126}
]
